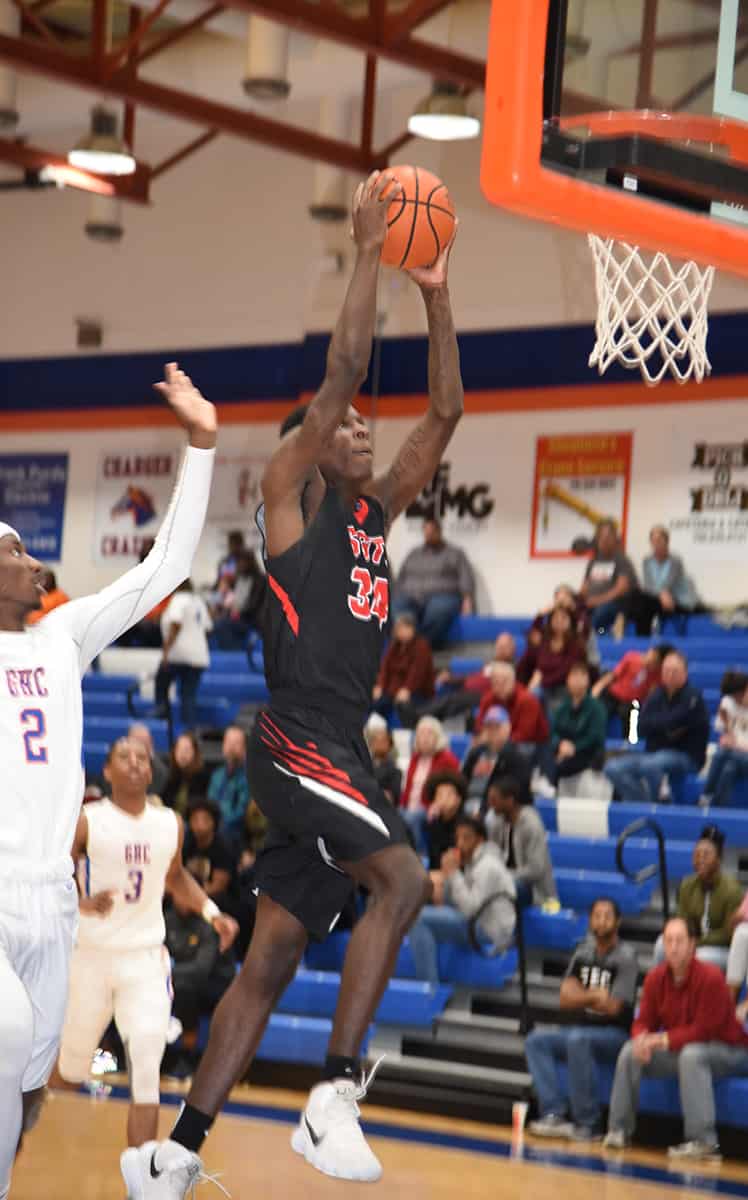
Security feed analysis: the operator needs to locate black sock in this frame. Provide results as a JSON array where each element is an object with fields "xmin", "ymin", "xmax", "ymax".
[
  {"xmin": 322, "ymin": 1054, "xmax": 360, "ymax": 1083},
  {"xmin": 171, "ymin": 1102, "xmax": 215, "ymax": 1153}
]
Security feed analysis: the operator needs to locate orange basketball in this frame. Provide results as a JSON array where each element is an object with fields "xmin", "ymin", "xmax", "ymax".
[{"xmin": 381, "ymin": 165, "xmax": 456, "ymax": 270}]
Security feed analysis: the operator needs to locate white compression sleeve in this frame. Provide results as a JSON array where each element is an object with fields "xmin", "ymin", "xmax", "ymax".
[
  {"xmin": 0, "ymin": 954, "xmax": 34, "ymax": 1193},
  {"xmin": 45, "ymin": 445, "xmax": 215, "ymax": 674}
]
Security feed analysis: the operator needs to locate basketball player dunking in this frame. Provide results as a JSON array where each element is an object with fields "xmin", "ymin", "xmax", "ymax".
[
  {"xmin": 122, "ymin": 170, "xmax": 464, "ymax": 1195},
  {"xmin": 0, "ymin": 365, "xmax": 216, "ymax": 1200}
]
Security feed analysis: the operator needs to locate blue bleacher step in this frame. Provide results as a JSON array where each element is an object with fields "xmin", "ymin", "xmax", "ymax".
[
  {"xmin": 557, "ymin": 1063, "xmax": 748, "ymax": 1129},
  {"xmin": 83, "ymin": 673, "xmax": 138, "ymax": 693},
  {"xmin": 305, "ymin": 932, "xmax": 518, "ymax": 989},
  {"xmin": 200, "ymin": 674, "xmax": 268, "ymax": 702},
  {"xmin": 522, "ymin": 907, "xmax": 588, "ymax": 951},
  {"xmin": 83, "ymin": 741, "xmax": 110, "ymax": 777},
  {"xmin": 83, "ymin": 715, "xmax": 170, "ymax": 752},
  {"xmin": 278, "ymin": 969, "xmax": 452, "ymax": 1026},
  {"xmin": 554, "ymin": 867, "xmax": 656, "ymax": 914},
  {"xmin": 548, "ymin": 832, "xmax": 694, "ymax": 881},
  {"xmin": 195, "ymin": 1012, "xmax": 369, "ymax": 1066}
]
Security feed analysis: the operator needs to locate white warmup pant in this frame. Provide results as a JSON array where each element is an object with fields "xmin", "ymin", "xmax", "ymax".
[
  {"xmin": 0, "ymin": 865, "xmax": 78, "ymax": 1194},
  {"xmin": 59, "ymin": 945, "xmax": 172, "ymax": 1105}
]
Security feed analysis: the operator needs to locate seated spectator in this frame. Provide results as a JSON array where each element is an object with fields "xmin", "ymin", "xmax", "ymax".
[
  {"xmin": 392, "ymin": 517, "xmax": 476, "ymax": 648},
  {"xmin": 636, "ymin": 525, "xmax": 697, "ymax": 634},
  {"xmin": 164, "ymin": 894, "xmax": 236, "ymax": 1076},
  {"xmin": 364, "ymin": 718, "xmax": 402, "ymax": 806},
  {"xmin": 214, "ymin": 529, "xmax": 246, "ymax": 590},
  {"xmin": 475, "ymin": 662, "xmax": 550, "ymax": 757},
  {"xmin": 701, "ymin": 670, "xmax": 748, "ymax": 807},
  {"xmin": 604, "ymin": 916, "xmax": 748, "ymax": 1160},
  {"xmin": 127, "ymin": 721, "xmax": 168, "ymax": 799},
  {"xmin": 579, "ymin": 518, "xmax": 638, "ymax": 636},
  {"xmin": 517, "ymin": 604, "xmax": 586, "ymax": 714},
  {"xmin": 423, "ymin": 770, "xmax": 467, "ymax": 869},
  {"xmin": 551, "ymin": 663, "xmax": 607, "ymax": 784},
  {"xmin": 604, "ymin": 651, "xmax": 709, "ymax": 804},
  {"xmin": 162, "ymin": 732, "xmax": 211, "ymax": 817},
  {"xmin": 26, "ymin": 569, "xmax": 69, "ymax": 625},
  {"xmin": 213, "ymin": 550, "xmax": 267, "ymax": 650},
  {"xmin": 529, "ymin": 583, "xmax": 601, "ymax": 675},
  {"xmin": 372, "ymin": 614, "xmax": 435, "ymax": 725},
  {"xmin": 183, "ymin": 798, "xmax": 236, "ymax": 907},
  {"xmin": 462, "ymin": 705, "xmax": 533, "ymax": 812},
  {"xmin": 592, "ymin": 642, "xmax": 673, "ymax": 732},
  {"xmin": 412, "ymin": 633, "xmax": 516, "ymax": 728},
  {"xmin": 486, "ymin": 772, "xmax": 558, "ymax": 906},
  {"xmin": 155, "ymin": 579, "xmax": 212, "ymax": 727},
  {"xmin": 207, "ymin": 725, "xmax": 250, "ymax": 839},
  {"xmin": 653, "ymin": 826, "xmax": 743, "ymax": 970},
  {"xmin": 400, "ymin": 717, "xmax": 460, "ymax": 845},
  {"xmin": 527, "ymin": 898, "xmax": 638, "ymax": 1141},
  {"xmin": 408, "ymin": 816, "xmax": 516, "ymax": 986}
]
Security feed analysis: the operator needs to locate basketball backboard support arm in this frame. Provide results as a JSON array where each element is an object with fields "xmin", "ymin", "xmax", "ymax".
[{"xmin": 480, "ymin": 0, "xmax": 748, "ymax": 277}]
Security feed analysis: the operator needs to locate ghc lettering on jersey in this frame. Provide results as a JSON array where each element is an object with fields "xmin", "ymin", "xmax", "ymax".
[{"xmin": 5, "ymin": 667, "xmax": 48, "ymax": 698}]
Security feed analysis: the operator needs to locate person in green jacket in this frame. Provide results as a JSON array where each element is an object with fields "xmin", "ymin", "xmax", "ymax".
[
  {"xmin": 550, "ymin": 662, "xmax": 607, "ymax": 784},
  {"xmin": 654, "ymin": 825, "xmax": 744, "ymax": 969}
]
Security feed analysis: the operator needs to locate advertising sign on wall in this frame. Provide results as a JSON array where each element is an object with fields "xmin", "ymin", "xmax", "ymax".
[{"xmin": 530, "ymin": 433, "xmax": 633, "ymax": 559}]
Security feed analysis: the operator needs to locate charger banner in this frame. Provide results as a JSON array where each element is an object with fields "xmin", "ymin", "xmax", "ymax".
[
  {"xmin": 530, "ymin": 433, "xmax": 633, "ymax": 559},
  {"xmin": 0, "ymin": 454, "xmax": 69, "ymax": 561},
  {"xmin": 93, "ymin": 448, "xmax": 178, "ymax": 564}
]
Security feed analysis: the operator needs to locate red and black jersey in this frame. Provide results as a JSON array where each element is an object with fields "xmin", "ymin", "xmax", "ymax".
[{"xmin": 257, "ymin": 485, "xmax": 390, "ymax": 726}]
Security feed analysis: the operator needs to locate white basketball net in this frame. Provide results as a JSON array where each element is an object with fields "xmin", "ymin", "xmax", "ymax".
[{"xmin": 587, "ymin": 235, "xmax": 716, "ymax": 386}]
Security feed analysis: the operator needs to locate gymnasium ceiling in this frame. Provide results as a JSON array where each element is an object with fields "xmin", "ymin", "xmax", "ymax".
[{"xmin": 0, "ymin": 0, "xmax": 746, "ymax": 205}]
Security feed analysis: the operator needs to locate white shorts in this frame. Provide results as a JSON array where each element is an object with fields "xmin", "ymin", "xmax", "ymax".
[
  {"xmin": 0, "ymin": 871, "xmax": 79, "ymax": 1092},
  {"xmin": 59, "ymin": 944, "xmax": 172, "ymax": 1095}
]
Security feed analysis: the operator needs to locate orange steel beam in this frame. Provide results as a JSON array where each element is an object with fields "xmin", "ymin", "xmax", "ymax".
[
  {"xmin": 91, "ymin": 0, "xmax": 108, "ymax": 72},
  {"xmin": 10, "ymin": 0, "xmax": 60, "ymax": 47},
  {"xmin": 361, "ymin": 54, "xmax": 377, "ymax": 158},
  {"xmin": 636, "ymin": 0, "xmax": 659, "ymax": 109},
  {"xmin": 385, "ymin": 0, "xmax": 453, "ymax": 42},
  {"xmin": 0, "ymin": 30, "xmax": 370, "ymax": 170},
  {"xmin": 106, "ymin": 0, "xmax": 173, "ymax": 75},
  {"xmin": 135, "ymin": 2, "xmax": 224, "ymax": 64},
  {"xmin": 151, "ymin": 128, "xmax": 218, "ymax": 178}
]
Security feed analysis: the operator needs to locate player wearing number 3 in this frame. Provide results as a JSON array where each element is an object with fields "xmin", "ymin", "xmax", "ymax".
[
  {"xmin": 0, "ymin": 363, "xmax": 216, "ymax": 1199},
  {"xmin": 51, "ymin": 737, "xmax": 237, "ymax": 1151},
  {"xmin": 123, "ymin": 170, "xmax": 464, "ymax": 1195}
]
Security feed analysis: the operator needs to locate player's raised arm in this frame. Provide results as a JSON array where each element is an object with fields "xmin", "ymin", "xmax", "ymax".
[
  {"xmin": 370, "ymin": 228, "xmax": 464, "ymax": 523},
  {"xmin": 164, "ymin": 817, "xmax": 238, "ymax": 953},
  {"xmin": 261, "ymin": 171, "xmax": 400, "ymax": 555},
  {"xmin": 45, "ymin": 364, "xmax": 216, "ymax": 674}
]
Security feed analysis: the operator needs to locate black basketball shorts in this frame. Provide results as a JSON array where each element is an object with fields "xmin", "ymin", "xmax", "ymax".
[{"xmin": 248, "ymin": 705, "xmax": 410, "ymax": 940}]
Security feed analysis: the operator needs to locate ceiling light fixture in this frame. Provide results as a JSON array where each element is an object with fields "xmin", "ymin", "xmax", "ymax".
[
  {"xmin": 408, "ymin": 82, "xmax": 480, "ymax": 142},
  {"xmin": 68, "ymin": 106, "xmax": 136, "ymax": 177}
]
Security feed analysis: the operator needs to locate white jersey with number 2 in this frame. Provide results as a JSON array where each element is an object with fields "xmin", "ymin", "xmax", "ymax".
[{"xmin": 0, "ymin": 445, "xmax": 214, "ymax": 879}]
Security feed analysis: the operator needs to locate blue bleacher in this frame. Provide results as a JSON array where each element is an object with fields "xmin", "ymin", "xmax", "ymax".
[
  {"xmin": 278, "ymin": 969, "xmax": 452, "ymax": 1026},
  {"xmin": 83, "ymin": 715, "xmax": 170, "ymax": 752},
  {"xmin": 305, "ymin": 931, "xmax": 518, "ymax": 989},
  {"xmin": 554, "ymin": 867, "xmax": 656, "ymax": 914},
  {"xmin": 548, "ymin": 832, "xmax": 694, "ymax": 881},
  {"xmin": 537, "ymin": 797, "xmax": 748, "ymax": 846},
  {"xmin": 555, "ymin": 1062, "xmax": 748, "ymax": 1129}
]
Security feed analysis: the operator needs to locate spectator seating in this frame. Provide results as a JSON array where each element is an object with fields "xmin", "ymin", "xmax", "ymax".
[
  {"xmin": 537, "ymin": 798, "xmax": 748, "ymax": 845},
  {"xmin": 555, "ymin": 1063, "xmax": 748, "ymax": 1129}
]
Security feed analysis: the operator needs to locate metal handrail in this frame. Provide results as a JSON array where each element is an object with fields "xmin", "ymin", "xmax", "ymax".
[
  {"xmin": 467, "ymin": 888, "xmax": 532, "ymax": 1035},
  {"xmin": 615, "ymin": 816, "xmax": 670, "ymax": 925}
]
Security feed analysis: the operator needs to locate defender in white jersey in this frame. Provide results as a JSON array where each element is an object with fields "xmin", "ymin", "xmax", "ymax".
[
  {"xmin": 54, "ymin": 737, "xmax": 237, "ymax": 1150},
  {"xmin": 0, "ymin": 364, "xmax": 216, "ymax": 1199}
]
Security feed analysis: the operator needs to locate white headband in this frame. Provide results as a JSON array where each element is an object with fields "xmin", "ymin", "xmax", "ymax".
[{"xmin": 0, "ymin": 523, "xmax": 20, "ymax": 542}]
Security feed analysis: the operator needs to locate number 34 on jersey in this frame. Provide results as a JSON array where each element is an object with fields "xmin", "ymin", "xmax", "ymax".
[{"xmin": 347, "ymin": 524, "xmax": 389, "ymax": 630}]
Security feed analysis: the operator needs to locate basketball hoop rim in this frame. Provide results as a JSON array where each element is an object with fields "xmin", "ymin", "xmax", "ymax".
[{"xmin": 558, "ymin": 109, "xmax": 748, "ymax": 166}]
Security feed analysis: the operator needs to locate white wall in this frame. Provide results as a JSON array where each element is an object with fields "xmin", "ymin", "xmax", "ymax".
[{"xmin": 6, "ymin": 392, "xmax": 747, "ymax": 614}]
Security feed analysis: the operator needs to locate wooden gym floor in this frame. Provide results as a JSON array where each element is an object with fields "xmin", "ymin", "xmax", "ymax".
[{"xmin": 15, "ymin": 1080, "xmax": 748, "ymax": 1200}]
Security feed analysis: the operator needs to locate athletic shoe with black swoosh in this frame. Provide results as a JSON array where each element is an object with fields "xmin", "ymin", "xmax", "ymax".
[
  {"xmin": 120, "ymin": 1140, "xmax": 228, "ymax": 1198},
  {"xmin": 291, "ymin": 1059, "xmax": 384, "ymax": 1182}
]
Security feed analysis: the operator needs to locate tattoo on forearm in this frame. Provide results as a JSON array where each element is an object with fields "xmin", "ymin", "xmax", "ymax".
[{"xmin": 391, "ymin": 424, "xmax": 428, "ymax": 482}]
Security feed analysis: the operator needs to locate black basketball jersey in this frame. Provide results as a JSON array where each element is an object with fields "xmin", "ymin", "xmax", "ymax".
[{"xmin": 257, "ymin": 484, "xmax": 390, "ymax": 725}]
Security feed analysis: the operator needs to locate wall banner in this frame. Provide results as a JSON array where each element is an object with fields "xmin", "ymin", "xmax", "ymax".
[
  {"xmin": 668, "ymin": 434, "xmax": 748, "ymax": 559},
  {"xmin": 0, "ymin": 454, "xmax": 68, "ymax": 561},
  {"xmin": 530, "ymin": 433, "xmax": 633, "ymax": 558},
  {"xmin": 93, "ymin": 448, "xmax": 178, "ymax": 564}
]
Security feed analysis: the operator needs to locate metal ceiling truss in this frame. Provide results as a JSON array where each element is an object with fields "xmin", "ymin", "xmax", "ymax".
[{"xmin": 0, "ymin": 0, "xmax": 733, "ymax": 207}]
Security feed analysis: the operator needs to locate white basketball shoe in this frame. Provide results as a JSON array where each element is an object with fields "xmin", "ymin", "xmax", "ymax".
[
  {"xmin": 291, "ymin": 1060, "xmax": 383, "ymax": 1182},
  {"xmin": 121, "ymin": 1139, "xmax": 227, "ymax": 1199}
]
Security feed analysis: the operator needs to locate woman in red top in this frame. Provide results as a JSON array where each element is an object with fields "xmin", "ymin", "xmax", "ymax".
[
  {"xmin": 517, "ymin": 605, "xmax": 586, "ymax": 714},
  {"xmin": 400, "ymin": 716, "xmax": 459, "ymax": 850}
]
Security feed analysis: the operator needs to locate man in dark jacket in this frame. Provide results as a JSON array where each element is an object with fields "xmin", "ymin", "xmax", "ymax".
[
  {"xmin": 165, "ymin": 896, "xmax": 237, "ymax": 1074},
  {"xmin": 372, "ymin": 613, "xmax": 435, "ymax": 724},
  {"xmin": 604, "ymin": 651, "xmax": 709, "ymax": 803},
  {"xmin": 551, "ymin": 663, "xmax": 607, "ymax": 783}
]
